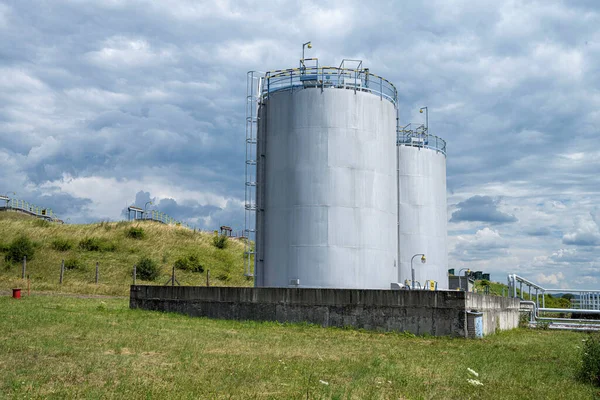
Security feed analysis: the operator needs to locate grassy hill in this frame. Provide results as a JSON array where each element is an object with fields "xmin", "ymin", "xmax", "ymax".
[{"xmin": 0, "ymin": 211, "xmax": 252, "ymax": 295}]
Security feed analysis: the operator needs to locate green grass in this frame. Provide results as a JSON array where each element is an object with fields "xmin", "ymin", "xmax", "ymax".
[
  {"xmin": 0, "ymin": 212, "xmax": 252, "ymax": 296},
  {"xmin": 474, "ymin": 280, "xmax": 572, "ymax": 308},
  {"xmin": 0, "ymin": 295, "xmax": 596, "ymax": 399}
]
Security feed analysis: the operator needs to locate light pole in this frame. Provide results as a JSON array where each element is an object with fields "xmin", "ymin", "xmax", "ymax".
[
  {"xmin": 144, "ymin": 201, "xmax": 153, "ymax": 220},
  {"xmin": 458, "ymin": 268, "xmax": 471, "ymax": 291},
  {"xmin": 411, "ymin": 253, "xmax": 426, "ymax": 290},
  {"xmin": 301, "ymin": 41, "xmax": 312, "ymax": 71},
  {"xmin": 419, "ymin": 107, "xmax": 428, "ymax": 133}
]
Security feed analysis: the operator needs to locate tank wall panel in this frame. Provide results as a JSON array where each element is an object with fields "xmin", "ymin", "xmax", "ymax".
[{"xmin": 258, "ymin": 88, "xmax": 398, "ymax": 289}]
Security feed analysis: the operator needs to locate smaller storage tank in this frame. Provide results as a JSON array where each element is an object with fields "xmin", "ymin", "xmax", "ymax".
[{"xmin": 397, "ymin": 125, "xmax": 448, "ymax": 289}]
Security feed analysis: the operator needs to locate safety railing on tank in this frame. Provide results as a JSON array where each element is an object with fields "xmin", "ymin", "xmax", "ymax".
[
  {"xmin": 0, "ymin": 197, "xmax": 62, "ymax": 223},
  {"xmin": 263, "ymin": 65, "xmax": 398, "ymax": 107},
  {"xmin": 397, "ymin": 124, "xmax": 446, "ymax": 155}
]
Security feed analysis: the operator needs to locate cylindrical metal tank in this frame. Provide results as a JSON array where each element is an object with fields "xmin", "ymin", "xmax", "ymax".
[
  {"xmin": 397, "ymin": 143, "xmax": 448, "ymax": 289},
  {"xmin": 255, "ymin": 69, "xmax": 398, "ymax": 289}
]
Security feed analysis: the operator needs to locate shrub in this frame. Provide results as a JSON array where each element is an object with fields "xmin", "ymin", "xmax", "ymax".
[
  {"xmin": 126, "ymin": 227, "xmax": 146, "ymax": 240},
  {"xmin": 0, "ymin": 243, "xmax": 8, "ymax": 253},
  {"xmin": 216, "ymin": 272, "xmax": 231, "ymax": 282},
  {"xmin": 64, "ymin": 257, "xmax": 83, "ymax": 270},
  {"xmin": 78, "ymin": 238, "xmax": 116, "ymax": 252},
  {"xmin": 212, "ymin": 234, "xmax": 228, "ymax": 249},
  {"xmin": 51, "ymin": 238, "xmax": 73, "ymax": 252},
  {"xmin": 174, "ymin": 254, "xmax": 204, "ymax": 273},
  {"xmin": 137, "ymin": 256, "xmax": 160, "ymax": 281},
  {"xmin": 5, "ymin": 236, "xmax": 35, "ymax": 263},
  {"xmin": 79, "ymin": 238, "xmax": 101, "ymax": 251},
  {"xmin": 579, "ymin": 334, "xmax": 600, "ymax": 386}
]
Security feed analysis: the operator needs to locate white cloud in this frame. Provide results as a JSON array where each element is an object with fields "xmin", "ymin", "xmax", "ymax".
[{"xmin": 536, "ymin": 272, "xmax": 565, "ymax": 286}]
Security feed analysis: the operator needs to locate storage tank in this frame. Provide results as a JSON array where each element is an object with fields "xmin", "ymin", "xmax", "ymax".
[
  {"xmin": 397, "ymin": 125, "xmax": 448, "ymax": 289},
  {"xmin": 250, "ymin": 60, "xmax": 399, "ymax": 289}
]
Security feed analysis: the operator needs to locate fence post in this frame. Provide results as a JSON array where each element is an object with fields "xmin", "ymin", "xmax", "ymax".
[
  {"xmin": 171, "ymin": 266, "xmax": 175, "ymax": 287},
  {"xmin": 207, "ymin": 270, "xmax": 210, "ymax": 287},
  {"xmin": 95, "ymin": 262, "xmax": 99, "ymax": 284},
  {"xmin": 60, "ymin": 260, "xmax": 64, "ymax": 284},
  {"xmin": 22, "ymin": 256, "xmax": 26, "ymax": 279},
  {"xmin": 133, "ymin": 265, "xmax": 136, "ymax": 285}
]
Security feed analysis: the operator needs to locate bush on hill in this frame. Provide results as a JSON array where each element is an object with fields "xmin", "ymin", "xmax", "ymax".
[
  {"xmin": 174, "ymin": 254, "xmax": 204, "ymax": 273},
  {"xmin": 79, "ymin": 238, "xmax": 116, "ymax": 252},
  {"xmin": 64, "ymin": 257, "xmax": 83, "ymax": 270},
  {"xmin": 5, "ymin": 235, "xmax": 35, "ymax": 263},
  {"xmin": 126, "ymin": 227, "xmax": 146, "ymax": 240},
  {"xmin": 51, "ymin": 238, "xmax": 73, "ymax": 252},
  {"xmin": 137, "ymin": 256, "xmax": 160, "ymax": 281},
  {"xmin": 212, "ymin": 234, "xmax": 228, "ymax": 249}
]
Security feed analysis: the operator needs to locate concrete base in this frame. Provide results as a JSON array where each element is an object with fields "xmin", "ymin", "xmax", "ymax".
[{"xmin": 130, "ymin": 286, "xmax": 520, "ymax": 338}]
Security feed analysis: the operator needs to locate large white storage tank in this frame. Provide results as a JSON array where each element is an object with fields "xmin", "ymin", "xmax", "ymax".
[
  {"xmin": 252, "ymin": 61, "xmax": 398, "ymax": 289},
  {"xmin": 397, "ymin": 127, "xmax": 448, "ymax": 289}
]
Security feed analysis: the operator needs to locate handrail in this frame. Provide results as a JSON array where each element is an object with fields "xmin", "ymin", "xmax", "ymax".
[
  {"xmin": 397, "ymin": 128, "xmax": 447, "ymax": 155},
  {"xmin": 1, "ymin": 198, "xmax": 61, "ymax": 222},
  {"xmin": 262, "ymin": 66, "xmax": 398, "ymax": 107}
]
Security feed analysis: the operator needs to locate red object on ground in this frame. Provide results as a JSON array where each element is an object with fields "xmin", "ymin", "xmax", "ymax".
[{"xmin": 12, "ymin": 288, "xmax": 21, "ymax": 299}]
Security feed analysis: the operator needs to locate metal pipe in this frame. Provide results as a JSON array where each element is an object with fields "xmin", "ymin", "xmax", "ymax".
[
  {"xmin": 539, "ymin": 308, "xmax": 600, "ymax": 314},
  {"xmin": 411, "ymin": 254, "xmax": 425, "ymax": 290}
]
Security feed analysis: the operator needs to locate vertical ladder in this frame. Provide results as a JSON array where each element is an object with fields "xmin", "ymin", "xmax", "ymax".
[{"xmin": 244, "ymin": 71, "xmax": 263, "ymax": 277}]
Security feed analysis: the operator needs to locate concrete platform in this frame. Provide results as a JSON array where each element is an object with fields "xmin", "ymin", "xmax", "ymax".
[{"xmin": 130, "ymin": 286, "xmax": 520, "ymax": 338}]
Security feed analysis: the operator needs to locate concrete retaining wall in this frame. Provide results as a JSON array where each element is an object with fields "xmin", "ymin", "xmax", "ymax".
[
  {"xmin": 130, "ymin": 286, "xmax": 519, "ymax": 337},
  {"xmin": 466, "ymin": 293, "xmax": 520, "ymax": 335}
]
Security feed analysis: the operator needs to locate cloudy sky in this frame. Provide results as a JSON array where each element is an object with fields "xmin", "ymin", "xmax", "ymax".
[{"xmin": 1, "ymin": 0, "xmax": 599, "ymax": 288}]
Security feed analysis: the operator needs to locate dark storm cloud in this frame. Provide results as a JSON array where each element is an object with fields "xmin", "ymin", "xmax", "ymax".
[{"xmin": 450, "ymin": 195, "xmax": 517, "ymax": 224}]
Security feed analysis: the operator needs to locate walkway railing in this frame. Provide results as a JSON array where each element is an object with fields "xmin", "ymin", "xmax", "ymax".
[
  {"xmin": 0, "ymin": 198, "xmax": 62, "ymax": 222},
  {"xmin": 263, "ymin": 65, "xmax": 398, "ymax": 106},
  {"xmin": 127, "ymin": 205, "xmax": 192, "ymax": 229}
]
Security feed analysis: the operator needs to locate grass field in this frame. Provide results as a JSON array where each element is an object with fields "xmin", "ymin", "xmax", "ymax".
[
  {"xmin": 0, "ymin": 212, "xmax": 251, "ymax": 296},
  {"xmin": 0, "ymin": 295, "xmax": 597, "ymax": 399}
]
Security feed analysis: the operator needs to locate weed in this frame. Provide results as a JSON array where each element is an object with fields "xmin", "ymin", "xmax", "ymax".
[
  {"xmin": 579, "ymin": 334, "xmax": 600, "ymax": 386},
  {"xmin": 216, "ymin": 272, "xmax": 231, "ymax": 282},
  {"xmin": 212, "ymin": 234, "xmax": 228, "ymax": 249},
  {"xmin": 64, "ymin": 257, "xmax": 83, "ymax": 270},
  {"xmin": 126, "ymin": 227, "xmax": 146, "ymax": 240},
  {"xmin": 78, "ymin": 238, "xmax": 116, "ymax": 252},
  {"xmin": 34, "ymin": 219, "xmax": 51, "ymax": 228},
  {"xmin": 51, "ymin": 238, "xmax": 73, "ymax": 252}
]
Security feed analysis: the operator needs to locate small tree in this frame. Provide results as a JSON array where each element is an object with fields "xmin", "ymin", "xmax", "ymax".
[
  {"xmin": 137, "ymin": 256, "xmax": 160, "ymax": 281},
  {"xmin": 5, "ymin": 236, "xmax": 35, "ymax": 263},
  {"xmin": 212, "ymin": 234, "xmax": 228, "ymax": 249}
]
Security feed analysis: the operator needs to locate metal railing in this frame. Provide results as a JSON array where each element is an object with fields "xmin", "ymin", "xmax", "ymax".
[
  {"xmin": 0, "ymin": 198, "xmax": 62, "ymax": 222},
  {"xmin": 397, "ymin": 123, "xmax": 447, "ymax": 155},
  {"xmin": 509, "ymin": 273, "xmax": 600, "ymax": 330},
  {"xmin": 262, "ymin": 65, "xmax": 398, "ymax": 107}
]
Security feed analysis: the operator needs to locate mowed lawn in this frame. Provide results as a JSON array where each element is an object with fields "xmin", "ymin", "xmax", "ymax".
[{"xmin": 0, "ymin": 295, "xmax": 596, "ymax": 399}]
